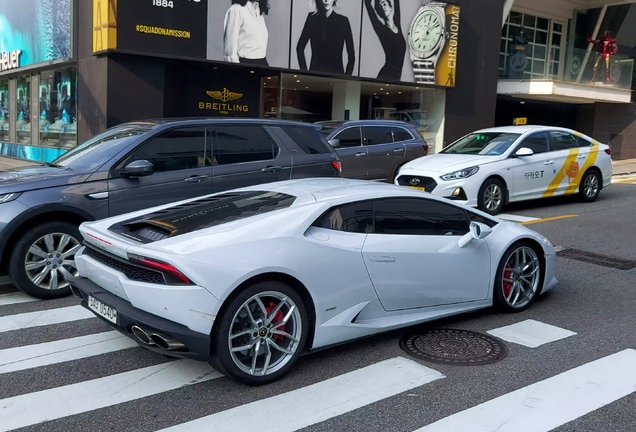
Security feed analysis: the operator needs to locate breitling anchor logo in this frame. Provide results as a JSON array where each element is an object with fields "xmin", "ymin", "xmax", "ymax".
[
  {"xmin": 199, "ymin": 87, "xmax": 249, "ymax": 114},
  {"xmin": 206, "ymin": 88, "xmax": 243, "ymax": 103}
]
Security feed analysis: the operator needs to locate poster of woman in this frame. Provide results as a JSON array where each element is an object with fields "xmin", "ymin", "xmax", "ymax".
[
  {"xmin": 363, "ymin": 0, "xmax": 406, "ymax": 80},
  {"xmin": 207, "ymin": 0, "xmax": 291, "ymax": 69},
  {"xmin": 291, "ymin": 0, "xmax": 361, "ymax": 76}
]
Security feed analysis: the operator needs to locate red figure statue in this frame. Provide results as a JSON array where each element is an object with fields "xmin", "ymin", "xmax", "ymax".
[{"xmin": 587, "ymin": 30, "xmax": 618, "ymax": 84}]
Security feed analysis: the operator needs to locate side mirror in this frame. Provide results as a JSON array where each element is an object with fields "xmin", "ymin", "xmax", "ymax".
[
  {"xmin": 458, "ymin": 221, "xmax": 493, "ymax": 248},
  {"xmin": 513, "ymin": 147, "xmax": 534, "ymax": 157},
  {"xmin": 121, "ymin": 160, "xmax": 154, "ymax": 178},
  {"xmin": 328, "ymin": 138, "xmax": 340, "ymax": 148}
]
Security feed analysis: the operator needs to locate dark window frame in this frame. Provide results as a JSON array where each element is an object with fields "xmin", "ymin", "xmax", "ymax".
[
  {"xmin": 333, "ymin": 126, "xmax": 363, "ymax": 148},
  {"xmin": 548, "ymin": 131, "xmax": 580, "ymax": 151},
  {"xmin": 280, "ymin": 125, "xmax": 331, "ymax": 155},
  {"xmin": 362, "ymin": 125, "xmax": 396, "ymax": 146},
  {"xmin": 513, "ymin": 131, "xmax": 550, "ymax": 154}
]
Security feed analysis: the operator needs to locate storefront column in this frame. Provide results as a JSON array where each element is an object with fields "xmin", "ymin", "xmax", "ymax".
[
  {"xmin": 332, "ymin": 80, "xmax": 361, "ymax": 121},
  {"xmin": 8, "ymin": 79, "xmax": 16, "ymax": 143}
]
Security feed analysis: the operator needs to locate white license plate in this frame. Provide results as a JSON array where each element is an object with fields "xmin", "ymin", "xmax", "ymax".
[{"xmin": 88, "ymin": 296, "xmax": 118, "ymax": 324}]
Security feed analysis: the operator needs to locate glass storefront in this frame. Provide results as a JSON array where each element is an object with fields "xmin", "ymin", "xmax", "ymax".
[
  {"xmin": 0, "ymin": 79, "xmax": 7, "ymax": 142},
  {"xmin": 39, "ymin": 68, "xmax": 78, "ymax": 148},
  {"xmin": 277, "ymin": 73, "xmax": 446, "ymax": 151},
  {"xmin": 16, "ymin": 76, "xmax": 31, "ymax": 144}
]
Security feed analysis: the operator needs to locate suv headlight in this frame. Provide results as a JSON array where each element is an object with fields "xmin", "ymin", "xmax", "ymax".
[
  {"xmin": 0, "ymin": 193, "xmax": 21, "ymax": 204},
  {"xmin": 440, "ymin": 166, "xmax": 479, "ymax": 181}
]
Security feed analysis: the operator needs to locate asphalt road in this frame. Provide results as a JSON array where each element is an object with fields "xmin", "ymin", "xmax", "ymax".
[{"xmin": 1, "ymin": 179, "xmax": 636, "ymax": 432}]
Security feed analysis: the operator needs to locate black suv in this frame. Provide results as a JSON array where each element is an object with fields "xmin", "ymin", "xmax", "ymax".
[{"xmin": 0, "ymin": 118, "xmax": 341, "ymax": 299}]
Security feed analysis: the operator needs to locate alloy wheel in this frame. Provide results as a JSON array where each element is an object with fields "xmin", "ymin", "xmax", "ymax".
[
  {"xmin": 228, "ymin": 291, "xmax": 303, "ymax": 377},
  {"xmin": 484, "ymin": 184, "xmax": 503, "ymax": 212},
  {"xmin": 501, "ymin": 246, "xmax": 541, "ymax": 309},
  {"xmin": 24, "ymin": 233, "xmax": 81, "ymax": 290},
  {"xmin": 584, "ymin": 173, "xmax": 599, "ymax": 199}
]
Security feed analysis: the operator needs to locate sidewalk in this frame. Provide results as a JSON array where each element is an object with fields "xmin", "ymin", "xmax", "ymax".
[{"xmin": 612, "ymin": 158, "xmax": 636, "ymax": 176}]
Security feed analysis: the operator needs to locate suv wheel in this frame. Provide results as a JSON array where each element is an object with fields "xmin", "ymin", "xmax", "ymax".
[{"xmin": 9, "ymin": 221, "xmax": 81, "ymax": 300}]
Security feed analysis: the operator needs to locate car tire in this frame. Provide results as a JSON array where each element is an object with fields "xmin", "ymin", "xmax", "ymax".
[
  {"xmin": 210, "ymin": 280, "xmax": 309, "ymax": 385},
  {"xmin": 478, "ymin": 177, "xmax": 506, "ymax": 215},
  {"xmin": 8, "ymin": 221, "xmax": 82, "ymax": 300},
  {"xmin": 493, "ymin": 241, "xmax": 544, "ymax": 313},
  {"xmin": 578, "ymin": 169, "xmax": 601, "ymax": 202}
]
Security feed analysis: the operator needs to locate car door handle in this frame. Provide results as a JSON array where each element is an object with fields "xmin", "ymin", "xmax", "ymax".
[
  {"xmin": 369, "ymin": 256, "xmax": 395, "ymax": 263},
  {"xmin": 262, "ymin": 166, "xmax": 283, "ymax": 173},
  {"xmin": 544, "ymin": 160, "xmax": 554, "ymax": 165},
  {"xmin": 577, "ymin": 155, "xmax": 587, "ymax": 159},
  {"xmin": 393, "ymin": 148, "xmax": 404, "ymax": 153},
  {"xmin": 355, "ymin": 152, "xmax": 366, "ymax": 157},
  {"xmin": 184, "ymin": 175, "xmax": 209, "ymax": 183}
]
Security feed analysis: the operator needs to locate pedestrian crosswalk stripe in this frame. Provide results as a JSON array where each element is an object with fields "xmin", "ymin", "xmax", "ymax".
[
  {"xmin": 155, "ymin": 356, "xmax": 445, "ymax": 432},
  {"xmin": 0, "ymin": 305, "xmax": 95, "ymax": 333},
  {"xmin": 0, "ymin": 292, "xmax": 40, "ymax": 306},
  {"xmin": 0, "ymin": 359, "xmax": 221, "ymax": 432},
  {"xmin": 413, "ymin": 348, "xmax": 636, "ymax": 432},
  {"xmin": 487, "ymin": 319, "xmax": 577, "ymax": 348},
  {"xmin": 0, "ymin": 330, "xmax": 138, "ymax": 375}
]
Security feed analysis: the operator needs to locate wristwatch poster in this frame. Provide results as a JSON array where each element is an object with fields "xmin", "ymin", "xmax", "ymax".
[{"xmin": 408, "ymin": 1, "xmax": 461, "ymax": 87}]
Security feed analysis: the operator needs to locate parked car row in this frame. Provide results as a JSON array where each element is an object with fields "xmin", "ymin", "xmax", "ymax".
[{"xmin": 0, "ymin": 119, "xmax": 611, "ymax": 303}]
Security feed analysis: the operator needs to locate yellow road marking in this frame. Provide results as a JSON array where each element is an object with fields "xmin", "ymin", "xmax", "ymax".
[{"xmin": 520, "ymin": 214, "xmax": 578, "ymax": 225}]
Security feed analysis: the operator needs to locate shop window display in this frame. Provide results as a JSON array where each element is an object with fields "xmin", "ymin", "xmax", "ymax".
[
  {"xmin": 17, "ymin": 76, "xmax": 31, "ymax": 144},
  {"xmin": 0, "ymin": 80, "xmax": 8, "ymax": 142},
  {"xmin": 39, "ymin": 68, "xmax": 77, "ymax": 148}
]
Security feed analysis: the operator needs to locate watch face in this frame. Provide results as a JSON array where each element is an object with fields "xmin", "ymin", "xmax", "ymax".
[{"xmin": 411, "ymin": 10, "xmax": 443, "ymax": 54}]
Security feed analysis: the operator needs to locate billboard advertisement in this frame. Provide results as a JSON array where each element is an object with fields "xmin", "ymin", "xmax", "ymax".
[
  {"xmin": 0, "ymin": 0, "xmax": 72, "ymax": 69},
  {"xmin": 95, "ymin": 0, "xmax": 460, "ymax": 88}
]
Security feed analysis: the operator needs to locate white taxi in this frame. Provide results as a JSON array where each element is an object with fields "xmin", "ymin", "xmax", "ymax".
[{"xmin": 395, "ymin": 126, "xmax": 613, "ymax": 215}]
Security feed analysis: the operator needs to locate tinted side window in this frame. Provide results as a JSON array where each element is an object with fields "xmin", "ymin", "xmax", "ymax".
[
  {"xmin": 392, "ymin": 127, "xmax": 414, "ymax": 142},
  {"xmin": 550, "ymin": 132, "xmax": 579, "ymax": 150},
  {"xmin": 363, "ymin": 126, "xmax": 394, "ymax": 145},
  {"xmin": 281, "ymin": 125, "xmax": 330, "ymax": 154},
  {"xmin": 519, "ymin": 132, "xmax": 549, "ymax": 154},
  {"xmin": 374, "ymin": 198, "xmax": 470, "ymax": 236},
  {"xmin": 334, "ymin": 127, "xmax": 362, "ymax": 147},
  {"xmin": 465, "ymin": 211, "xmax": 498, "ymax": 228},
  {"xmin": 576, "ymin": 136, "xmax": 593, "ymax": 147},
  {"xmin": 122, "ymin": 127, "xmax": 208, "ymax": 173},
  {"xmin": 312, "ymin": 201, "xmax": 373, "ymax": 233},
  {"xmin": 213, "ymin": 126, "xmax": 278, "ymax": 165}
]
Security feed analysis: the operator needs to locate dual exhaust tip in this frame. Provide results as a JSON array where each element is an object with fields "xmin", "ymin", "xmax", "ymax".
[{"xmin": 131, "ymin": 325, "xmax": 186, "ymax": 351}]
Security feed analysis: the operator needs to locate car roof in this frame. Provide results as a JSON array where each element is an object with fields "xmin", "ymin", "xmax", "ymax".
[
  {"xmin": 315, "ymin": 119, "xmax": 411, "ymax": 127},
  {"xmin": 234, "ymin": 178, "xmax": 438, "ymax": 204},
  {"xmin": 119, "ymin": 118, "xmax": 321, "ymax": 128},
  {"xmin": 472, "ymin": 125, "xmax": 573, "ymax": 134}
]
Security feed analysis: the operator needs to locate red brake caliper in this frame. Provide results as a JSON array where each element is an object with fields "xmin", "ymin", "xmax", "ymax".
[
  {"xmin": 266, "ymin": 302, "xmax": 284, "ymax": 342},
  {"xmin": 503, "ymin": 264, "xmax": 513, "ymax": 298}
]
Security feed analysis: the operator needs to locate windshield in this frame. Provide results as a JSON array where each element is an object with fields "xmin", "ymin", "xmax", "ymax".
[
  {"xmin": 49, "ymin": 125, "xmax": 152, "ymax": 171},
  {"xmin": 441, "ymin": 132, "xmax": 521, "ymax": 156}
]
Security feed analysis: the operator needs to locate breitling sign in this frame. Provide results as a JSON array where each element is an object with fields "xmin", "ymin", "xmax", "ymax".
[{"xmin": 198, "ymin": 87, "xmax": 249, "ymax": 115}]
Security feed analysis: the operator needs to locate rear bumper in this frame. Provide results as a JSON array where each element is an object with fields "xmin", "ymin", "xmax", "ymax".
[{"xmin": 68, "ymin": 275, "xmax": 211, "ymax": 362}]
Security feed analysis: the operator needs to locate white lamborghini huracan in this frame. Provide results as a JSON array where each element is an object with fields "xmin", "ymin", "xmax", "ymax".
[{"xmin": 69, "ymin": 178, "xmax": 558, "ymax": 385}]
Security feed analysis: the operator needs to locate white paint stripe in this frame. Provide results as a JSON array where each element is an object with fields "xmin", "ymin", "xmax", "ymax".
[
  {"xmin": 0, "ymin": 305, "xmax": 95, "ymax": 333},
  {"xmin": 0, "ymin": 331, "xmax": 139, "ymax": 374},
  {"xmin": 0, "ymin": 292, "xmax": 40, "ymax": 306},
  {"xmin": 487, "ymin": 319, "xmax": 577, "ymax": 348},
  {"xmin": 156, "ymin": 356, "xmax": 445, "ymax": 432},
  {"xmin": 498, "ymin": 214, "xmax": 540, "ymax": 223},
  {"xmin": 0, "ymin": 360, "xmax": 221, "ymax": 432},
  {"xmin": 414, "ymin": 349, "xmax": 636, "ymax": 432}
]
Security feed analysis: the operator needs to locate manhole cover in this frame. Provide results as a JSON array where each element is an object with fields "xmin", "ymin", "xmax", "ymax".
[{"xmin": 399, "ymin": 329, "xmax": 508, "ymax": 366}]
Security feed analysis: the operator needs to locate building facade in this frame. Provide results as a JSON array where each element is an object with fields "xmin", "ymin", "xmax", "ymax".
[
  {"xmin": 0, "ymin": 0, "xmax": 505, "ymax": 162},
  {"xmin": 498, "ymin": 0, "xmax": 636, "ymax": 159}
]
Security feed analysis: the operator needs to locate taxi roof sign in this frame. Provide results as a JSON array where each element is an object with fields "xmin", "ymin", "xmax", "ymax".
[{"xmin": 513, "ymin": 117, "xmax": 527, "ymax": 125}]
